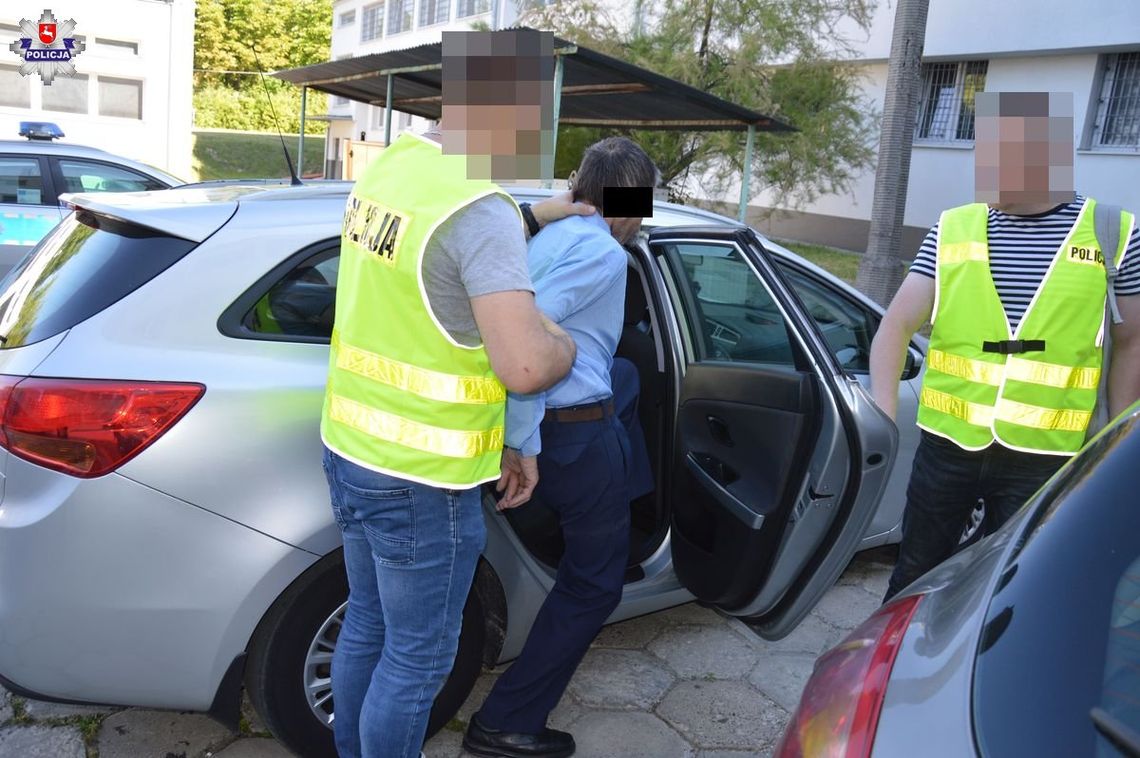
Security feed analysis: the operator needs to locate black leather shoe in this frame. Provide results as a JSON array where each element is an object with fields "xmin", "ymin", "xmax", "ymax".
[{"xmin": 462, "ymin": 713, "xmax": 575, "ymax": 758}]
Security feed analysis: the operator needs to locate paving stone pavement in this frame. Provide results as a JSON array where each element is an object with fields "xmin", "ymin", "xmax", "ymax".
[{"xmin": 0, "ymin": 549, "xmax": 893, "ymax": 758}]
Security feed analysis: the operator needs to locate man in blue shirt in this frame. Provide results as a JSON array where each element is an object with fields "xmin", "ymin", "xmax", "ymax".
[{"xmin": 464, "ymin": 137, "xmax": 659, "ymax": 758}]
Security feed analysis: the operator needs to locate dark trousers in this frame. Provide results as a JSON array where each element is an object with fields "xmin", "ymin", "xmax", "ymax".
[
  {"xmin": 477, "ymin": 407, "xmax": 631, "ymax": 733},
  {"xmin": 884, "ymin": 431, "xmax": 1066, "ymax": 601}
]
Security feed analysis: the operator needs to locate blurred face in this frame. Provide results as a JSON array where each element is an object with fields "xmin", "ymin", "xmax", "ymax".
[
  {"xmin": 974, "ymin": 92, "xmax": 1074, "ymax": 208},
  {"xmin": 439, "ymin": 30, "xmax": 554, "ymax": 183}
]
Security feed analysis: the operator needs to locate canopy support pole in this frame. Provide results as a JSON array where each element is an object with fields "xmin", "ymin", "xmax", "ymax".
[
  {"xmin": 737, "ymin": 124, "xmax": 755, "ymax": 223},
  {"xmin": 297, "ymin": 86, "xmax": 307, "ymax": 176},
  {"xmin": 547, "ymin": 54, "xmax": 565, "ymax": 188},
  {"xmin": 384, "ymin": 74, "xmax": 394, "ymax": 145}
]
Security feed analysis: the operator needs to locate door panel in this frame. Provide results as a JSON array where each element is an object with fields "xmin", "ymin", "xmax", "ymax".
[
  {"xmin": 652, "ymin": 227, "xmax": 897, "ymax": 635},
  {"xmin": 671, "ymin": 363, "xmax": 820, "ymax": 606}
]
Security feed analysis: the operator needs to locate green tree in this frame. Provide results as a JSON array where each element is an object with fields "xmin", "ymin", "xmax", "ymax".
[
  {"xmin": 521, "ymin": 0, "xmax": 878, "ymax": 208},
  {"xmin": 193, "ymin": 0, "xmax": 332, "ymax": 134}
]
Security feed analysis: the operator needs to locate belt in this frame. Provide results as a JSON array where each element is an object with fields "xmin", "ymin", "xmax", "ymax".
[{"xmin": 544, "ymin": 399, "xmax": 614, "ymax": 423}]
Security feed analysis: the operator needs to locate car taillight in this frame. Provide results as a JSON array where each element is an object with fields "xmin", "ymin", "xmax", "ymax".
[
  {"xmin": 775, "ymin": 593, "xmax": 923, "ymax": 758},
  {"xmin": 0, "ymin": 375, "xmax": 204, "ymax": 478}
]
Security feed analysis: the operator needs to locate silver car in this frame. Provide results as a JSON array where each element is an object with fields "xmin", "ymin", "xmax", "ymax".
[
  {"xmin": 776, "ymin": 401, "xmax": 1140, "ymax": 758},
  {"xmin": 0, "ymin": 183, "xmax": 906, "ymax": 757},
  {"xmin": 0, "ymin": 121, "xmax": 181, "ymax": 274}
]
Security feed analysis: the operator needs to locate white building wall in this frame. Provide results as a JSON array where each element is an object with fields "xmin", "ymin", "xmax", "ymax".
[
  {"xmin": 330, "ymin": 0, "xmax": 526, "ymax": 143},
  {"xmin": 755, "ymin": 0, "xmax": 1140, "ymax": 239},
  {"xmin": 0, "ymin": 0, "xmax": 195, "ymax": 178}
]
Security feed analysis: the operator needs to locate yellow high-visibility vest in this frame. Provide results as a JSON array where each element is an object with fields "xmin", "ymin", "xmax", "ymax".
[
  {"xmin": 917, "ymin": 199, "xmax": 1134, "ymax": 455},
  {"xmin": 320, "ymin": 132, "xmax": 522, "ymax": 488}
]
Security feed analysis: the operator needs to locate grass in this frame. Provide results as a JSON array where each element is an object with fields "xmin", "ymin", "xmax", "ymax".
[
  {"xmin": 774, "ymin": 239, "xmax": 861, "ymax": 284},
  {"xmin": 192, "ymin": 130, "xmax": 327, "ymax": 182}
]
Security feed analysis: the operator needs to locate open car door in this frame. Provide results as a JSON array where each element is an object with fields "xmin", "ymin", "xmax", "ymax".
[{"xmin": 649, "ymin": 226, "xmax": 897, "ymax": 639}]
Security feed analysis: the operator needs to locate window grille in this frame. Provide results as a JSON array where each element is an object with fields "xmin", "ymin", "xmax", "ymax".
[
  {"xmin": 916, "ymin": 60, "xmax": 988, "ymax": 142},
  {"xmin": 1092, "ymin": 52, "xmax": 1140, "ymax": 150}
]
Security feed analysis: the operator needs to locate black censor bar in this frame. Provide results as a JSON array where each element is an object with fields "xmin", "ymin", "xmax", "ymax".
[{"xmin": 602, "ymin": 186, "xmax": 653, "ymax": 218}]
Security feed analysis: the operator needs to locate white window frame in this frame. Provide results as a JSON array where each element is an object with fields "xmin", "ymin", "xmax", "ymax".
[
  {"xmin": 456, "ymin": 0, "xmax": 490, "ymax": 19},
  {"xmin": 361, "ymin": 2, "xmax": 384, "ymax": 42},
  {"xmin": 1089, "ymin": 52, "xmax": 1140, "ymax": 152},
  {"xmin": 915, "ymin": 60, "xmax": 988, "ymax": 144},
  {"xmin": 387, "ymin": 0, "xmax": 413, "ymax": 35},
  {"xmin": 418, "ymin": 0, "xmax": 451, "ymax": 27}
]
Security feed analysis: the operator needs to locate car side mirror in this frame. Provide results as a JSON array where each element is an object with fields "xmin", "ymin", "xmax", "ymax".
[{"xmin": 902, "ymin": 345, "xmax": 924, "ymax": 381}]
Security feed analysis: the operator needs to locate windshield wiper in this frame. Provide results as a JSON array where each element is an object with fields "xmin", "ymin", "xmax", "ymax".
[{"xmin": 1091, "ymin": 707, "xmax": 1140, "ymax": 758}]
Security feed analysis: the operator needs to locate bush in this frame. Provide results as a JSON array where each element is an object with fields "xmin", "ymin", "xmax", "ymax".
[{"xmin": 194, "ymin": 84, "xmax": 327, "ymax": 135}]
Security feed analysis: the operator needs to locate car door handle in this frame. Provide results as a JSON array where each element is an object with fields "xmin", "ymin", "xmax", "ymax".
[
  {"xmin": 685, "ymin": 453, "xmax": 763, "ymax": 529},
  {"xmin": 707, "ymin": 415, "xmax": 734, "ymax": 447}
]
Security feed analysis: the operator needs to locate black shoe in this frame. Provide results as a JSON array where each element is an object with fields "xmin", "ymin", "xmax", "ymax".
[{"xmin": 462, "ymin": 713, "xmax": 575, "ymax": 758}]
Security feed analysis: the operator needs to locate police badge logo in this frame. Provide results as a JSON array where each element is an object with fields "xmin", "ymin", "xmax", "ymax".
[{"xmin": 9, "ymin": 10, "xmax": 85, "ymax": 86}]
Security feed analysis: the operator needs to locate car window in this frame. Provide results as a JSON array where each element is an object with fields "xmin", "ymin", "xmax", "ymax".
[
  {"xmin": 660, "ymin": 241, "xmax": 796, "ymax": 366},
  {"xmin": 777, "ymin": 264, "xmax": 877, "ymax": 373},
  {"xmin": 57, "ymin": 159, "xmax": 166, "ymax": 194},
  {"xmin": 243, "ymin": 247, "xmax": 338, "ymax": 339},
  {"xmin": 971, "ymin": 414, "xmax": 1140, "ymax": 758},
  {"xmin": 0, "ymin": 157, "xmax": 45, "ymax": 206},
  {"xmin": 1099, "ymin": 555, "xmax": 1140, "ymax": 756},
  {"xmin": 0, "ymin": 210, "xmax": 196, "ymax": 348}
]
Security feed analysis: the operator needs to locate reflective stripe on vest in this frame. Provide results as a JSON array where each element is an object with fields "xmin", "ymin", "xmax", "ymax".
[
  {"xmin": 916, "ymin": 199, "xmax": 1134, "ymax": 455},
  {"xmin": 320, "ymin": 132, "xmax": 520, "ymax": 488}
]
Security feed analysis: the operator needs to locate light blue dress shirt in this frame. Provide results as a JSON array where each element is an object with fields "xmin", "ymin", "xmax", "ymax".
[{"xmin": 504, "ymin": 212, "xmax": 628, "ymax": 456}]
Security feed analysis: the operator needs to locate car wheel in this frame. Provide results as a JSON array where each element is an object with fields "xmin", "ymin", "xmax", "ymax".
[{"xmin": 244, "ymin": 552, "xmax": 487, "ymax": 757}]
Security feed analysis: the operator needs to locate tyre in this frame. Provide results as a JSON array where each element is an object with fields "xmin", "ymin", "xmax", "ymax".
[{"xmin": 244, "ymin": 552, "xmax": 487, "ymax": 758}]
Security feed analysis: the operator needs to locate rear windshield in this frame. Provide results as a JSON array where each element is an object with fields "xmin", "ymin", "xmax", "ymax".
[
  {"xmin": 972, "ymin": 415, "xmax": 1140, "ymax": 757},
  {"xmin": 0, "ymin": 210, "xmax": 196, "ymax": 348}
]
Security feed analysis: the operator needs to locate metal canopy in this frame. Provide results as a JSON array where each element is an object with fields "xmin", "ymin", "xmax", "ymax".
[{"xmin": 274, "ymin": 27, "xmax": 795, "ymax": 219}]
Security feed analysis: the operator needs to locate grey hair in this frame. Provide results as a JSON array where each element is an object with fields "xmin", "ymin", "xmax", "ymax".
[{"xmin": 570, "ymin": 137, "xmax": 660, "ymax": 210}]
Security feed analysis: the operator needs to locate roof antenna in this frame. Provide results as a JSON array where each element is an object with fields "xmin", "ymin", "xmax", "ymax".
[{"xmin": 248, "ymin": 43, "xmax": 303, "ymax": 186}]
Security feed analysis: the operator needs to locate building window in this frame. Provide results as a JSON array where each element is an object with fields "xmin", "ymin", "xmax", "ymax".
[
  {"xmin": 388, "ymin": 0, "xmax": 413, "ymax": 34},
  {"xmin": 339, "ymin": 9, "xmax": 356, "ymax": 26},
  {"xmin": 0, "ymin": 65, "xmax": 30, "ymax": 108},
  {"xmin": 456, "ymin": 0, "xmax": 490, "ymax": 18},
  {"xmin": 1091, "ymin": 52, "xmax": 1140, "ymax": 150},
  {"xmin": 361, "ymin": 2, "xmax": 384, "ymax": 41},
  {"xmin": 98, "ymin": 77, "xmax": 142, "ymax": 119},
  {"xmin": 95, "ymin": 37, "xmax": 138, "ymax": 55},
  {"xmin": 42, "ymin": 74, "xmax": 89, "ymax": 114},
  {"xmin": 916, "ymin": 60, "xmax": 988, "ymax": 143},
  {"xmin": 419, "ymin": 0, "xmax": 450, "ymax": 26}
]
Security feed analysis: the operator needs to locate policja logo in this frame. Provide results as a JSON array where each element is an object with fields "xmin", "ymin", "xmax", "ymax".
[{"xmin": 8, "ymin": 9, "xmax": 85, "ymax": 86}]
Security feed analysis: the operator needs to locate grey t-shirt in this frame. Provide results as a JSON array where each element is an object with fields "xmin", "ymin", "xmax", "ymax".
[{"xmin": 423, "ymin": 194, "xmax": 534, "ymax": 347}]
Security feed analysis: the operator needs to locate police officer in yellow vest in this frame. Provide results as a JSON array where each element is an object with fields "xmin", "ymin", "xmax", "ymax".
[
  {"xmin": 871, "ymin": 92, "xmax": 1140, "ymax": 602},
  {"xmin": 320, "ymin": 30, "xmax": 592, "ymax": 758}
]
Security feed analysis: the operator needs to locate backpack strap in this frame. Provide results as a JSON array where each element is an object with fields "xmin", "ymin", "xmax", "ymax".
[{"xmin": 1095, "ymin": 201, "xmax": 1124, "ymax": 325}]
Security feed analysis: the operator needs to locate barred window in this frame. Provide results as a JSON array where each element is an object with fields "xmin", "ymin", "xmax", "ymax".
[
  {"xmin": 916, "ymin": 60, "xmax": 988, "ymax": 143},
  {"xmin": 1091, "ymin": 52, "xmax": 1140, "ymax": 150},
  {"xmin": 387, "ymin": 0, "xmax": 413, "ymax": 34},
  {"xmin": 339, "ymin": 9, "xmax": 356, "ymax": 26},
  {"xmin": 419, "ymin": 0, "xmax": 450, "ymax": 26},
  {"xmin": 456, "ymin": 0, "xmax": 490, "ymax": 18},
  {"xmin": 361, "ymin": 3, "xmax": 384, "ymax": 41}
]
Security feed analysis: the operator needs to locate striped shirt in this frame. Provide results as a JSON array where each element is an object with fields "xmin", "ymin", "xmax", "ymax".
[{"xmin": 910, "ymin": 197, "xmax": 1140, "ymax": 331}]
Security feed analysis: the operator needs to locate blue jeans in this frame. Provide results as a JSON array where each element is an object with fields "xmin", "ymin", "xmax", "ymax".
[
  {"xmin": 323, "ymin": 448, "xmax": 486, "ymax": 758},
  {"xmin": 884, "ymin": 431, "xmax": 1065, "ymax": 601}
]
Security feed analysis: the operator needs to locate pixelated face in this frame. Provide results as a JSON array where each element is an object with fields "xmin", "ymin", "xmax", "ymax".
[
  {"xmin": 974, "ymin": 91, "xmax": 1074, "ymax": 206},
  {"xmin": 440, "ymin": 29, "xmax": 555, "ymax": 183}
]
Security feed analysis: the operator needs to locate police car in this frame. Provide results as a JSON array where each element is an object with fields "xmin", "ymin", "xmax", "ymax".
[{"xmin": 0, "ymin": 121, "xmax": 181, "ymax": 275}]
